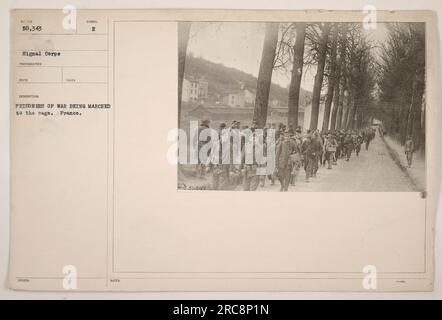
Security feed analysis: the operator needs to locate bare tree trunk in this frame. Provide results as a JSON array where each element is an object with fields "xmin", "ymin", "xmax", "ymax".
[
  {"xmin": 253, "ymin": 23, "xmax": 279, "ymax": 128},
  {"xmin": 412, "ymin": 105, "xmax": 422, "ymax": 149},
  {"xmin": 348, "ymin": 98, "xmax": 358, "ymax": 130},
  {"xmin": 321, "ymin": 23, "xmax": 339, "ymax": 132},
  {"xmin": 287, "ymin": 23, "xmax": 307, "ymax": 130},
  {"xmin": 309, "ymin": 23, "xmax": 331, "ymax": 130},
  {"xmin": 178, "ymin": 22, "xmax": 191, "ymax": 129},
  {"xmin": 330, "ymin": 82, "xmax": 340, "ymax": 131},
  {"xmin": 335, "ymin": 78, "xmax": 345, "ymax": 130},
  {"xmin": 418, "ymin": 89, "xmax": 425, "ymax": 150},
  {"xmin": 330, "ymin": 24, "xmax": 347, "ymax": 131},
  {"xmin": 410, "ymin": 74, "xmax": 425, "ymax": 149},
  {"xmin": 399, "ymin": 103, "xmax": 409, "ymax": 142},
  {"xmin": 406, "ymin": 78, "xmax": 416, "ymax": 138},
  {"xmin": 341, "ymin": 82, "xmax": 351, "ymax": 129},
  {"xmin": 356, "ymin": 110, "xmax": 362, "ymax": 129},
  {"xmin": 345, "ymin": 90, "xmax": 356, "ymax": 130},
  {"xmin": 341, "ymin": 102, "xmax": 349, "ymax": 130},
  {"xmin": 357, "ymin": 106, "xmax": 367, "ymax": 129},
  {"xmin": 177, "ymin": 22, "xmax": 191, "ymax": 181}
]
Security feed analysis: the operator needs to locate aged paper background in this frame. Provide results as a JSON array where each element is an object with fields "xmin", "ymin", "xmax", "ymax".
[{"xmin": 1, "ymin": 1, "xmax": 441, "ymax": 297}]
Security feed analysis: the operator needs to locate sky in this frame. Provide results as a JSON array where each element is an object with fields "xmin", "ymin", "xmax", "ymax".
[{"xmin": 187, "ymin": 22, "xmax": 389, "ymax": 91}]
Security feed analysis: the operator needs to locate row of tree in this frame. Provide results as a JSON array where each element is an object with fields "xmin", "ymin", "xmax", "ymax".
[
  {"xmin": 253, "ymin": 22, "xmax": 377, "ymax": 133},
  {"xmin": 376, "ymin": 23, "xmax": 425, "ymax": 149},
  {"xmin": 178, "ymin": 22, "xmax": 425, "ymax": 149}
]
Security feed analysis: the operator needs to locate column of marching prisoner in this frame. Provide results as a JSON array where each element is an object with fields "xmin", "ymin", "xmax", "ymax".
[
  {"xmin": 195, "ymin": 119, "xmax": 259, "ymax": 191},
  {"xmin": 195, "ymin": 119, "xmax": 377, "ymax": 191}
]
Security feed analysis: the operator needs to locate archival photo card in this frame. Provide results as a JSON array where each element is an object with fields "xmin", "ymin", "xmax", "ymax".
[
  {"xmin": 177, "ymin": 21, "xmax": 426, "ymax": 192},
  {"xmin": 8, "ymin": 9, "xmax": 437, "ymax": 292}
]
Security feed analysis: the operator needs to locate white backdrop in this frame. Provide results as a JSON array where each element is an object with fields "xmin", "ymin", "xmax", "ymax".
[{"xmin": 1, "ymin": 0, "xmax": 441, "ymax": 299}]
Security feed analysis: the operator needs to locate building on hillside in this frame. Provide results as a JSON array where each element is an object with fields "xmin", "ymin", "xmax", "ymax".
[
  {"xmin": 182, "ymin": 78, "xmax": 198, "ymax": 102},
  {"xmin": 243, "ymin": 89, "xmax": 255, "ymax": 106},
  {"xmin": 223, "ymin": 93, "xmax": 244, "ymax": 108},
  {"xmin": 222, "ymin": 88, "xmax": 256, "ymax": 108},
  {"xmin": 182, "ymin": 76, "xmax": 209, "ymax": 103}
]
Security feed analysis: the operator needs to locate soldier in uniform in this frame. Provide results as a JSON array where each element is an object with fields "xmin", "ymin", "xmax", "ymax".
[
  {"xmin": 258, "ymin": 128, "xmax": 269, "ymax": 188},
  {"xmin": 241, "ymin": 121, "xmax": 260, "ymax": 191},
  {"xmin": 208, "ymin": 123, "xmax": 230, "ymax": 190},
  {"xmin": 194, "ymin": 119, "xmax": 211, "ymax": 178},
  {"xmin": 301, "ymin": 130, "xmax": 312, "ymax": 181},
  {"xmin": 344, "ymin": 132, "xmax": 354, "ymax": 161},
  {"xmin": 290, "ymin": 127, "xmax": 303, "ymax": 185},
  {"xmin": 354, "ymin": 132, "xmax": 363, "ymax": 157},
  {"xmin": 311, "ymin": 131, "xmax": 323, "ymax": 177},
  {"xmin": 364, "ymin": 127, "xmax": 375, "ymax": 150},
  {"xmin": 275, "ymin": 123, "xmax": 285, "ymax": 143},
  {"xmin": 336, "ymin": 130, "xmax": 345, "ymax": 159},
  {"xmin": 404, "ymin": 135, "xmax": 415, "ymax": 167},
  {"xmin": 303, "ymin": 131, "xmax": 322, "ymax": 181},
  {"xmin": 289, "ymin": 131, "xmax": 302, "ymax": 186},
  {"xmin": 324, "ymin": 133, "xmax": 338, "ymax": 169},
  {"xmin": 276, "ymin": 129, "xmax": 296, "ymax": 191}
]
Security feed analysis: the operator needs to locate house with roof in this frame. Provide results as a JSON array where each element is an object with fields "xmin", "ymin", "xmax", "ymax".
[
  {"xmin": 182, "ymin": 76, "xmax": 209, "ymax": 103},
  {"xmin": 222, "ymin": 88, "xmax": 256, "ymax": 108}
]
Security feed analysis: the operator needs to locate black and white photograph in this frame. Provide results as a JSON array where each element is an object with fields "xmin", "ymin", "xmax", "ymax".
[
  {"xmin": 177, "ymin": 21, "xmax": 426, "ymax": 192},
  {"xmin": 4, "ymin": 4, "xmax": 440, "ymax": 297}
]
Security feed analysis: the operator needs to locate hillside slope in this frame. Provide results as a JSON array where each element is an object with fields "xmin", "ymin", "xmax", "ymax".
[{"xmin": 184, "ymin": 55, "xmax": 312, "ymax": 106}]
